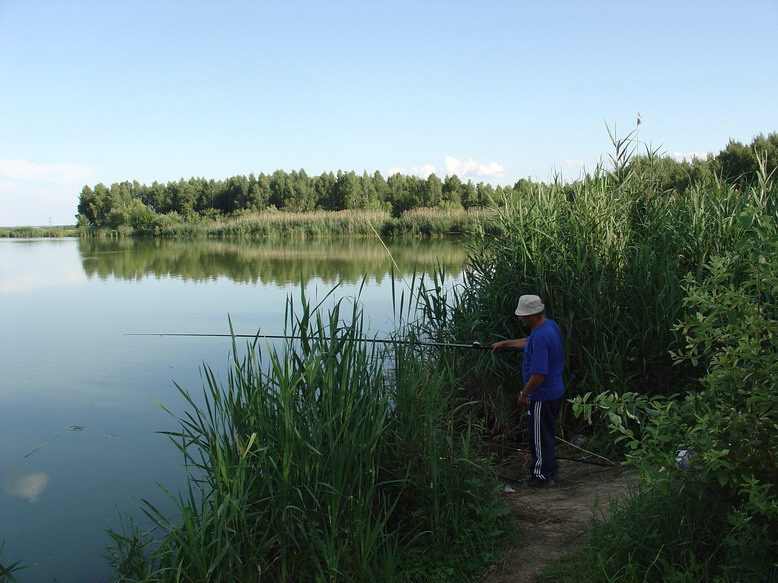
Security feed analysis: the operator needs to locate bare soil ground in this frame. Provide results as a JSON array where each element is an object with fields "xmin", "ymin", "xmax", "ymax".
[{"xmin": 481, "ymin": 444, "xmax": 633, "ymax": 583}]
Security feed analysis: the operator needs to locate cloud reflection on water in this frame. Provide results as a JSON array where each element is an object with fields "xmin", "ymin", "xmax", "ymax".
[
  {"xmin": 3, "ymin": 469, "xmax": 50, "ymax": 502},
  {"xmin": 0, "ymin": 239, "xmax": 86, "ymax": 293}
]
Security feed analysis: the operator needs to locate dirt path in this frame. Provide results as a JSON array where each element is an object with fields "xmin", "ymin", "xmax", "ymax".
[{"xmin": 481, "ymin": 446, "xmax": 632, "ymax": 583}]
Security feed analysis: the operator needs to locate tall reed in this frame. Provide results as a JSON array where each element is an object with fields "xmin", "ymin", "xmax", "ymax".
[
  {"xmin": 383, "ymin": 207, "xmax": 503, "ymax": 237},
  {"xmin": 423, "ymin": 149, "xmax": 774, "ymax": 434},
  {"xmin": 77, "ymin": 210, "xmax": 392, "ymax": 238},
  {"xmin": 0, "ymin": 226, "xmax": 76, "ymax": 238},
  {"xmin": 108, "ymin": 282, "xmax": 507, "ymax": 582},
  {"xmin": 82, "ymin": 208, "xmax": 503, "ymax": 239}
]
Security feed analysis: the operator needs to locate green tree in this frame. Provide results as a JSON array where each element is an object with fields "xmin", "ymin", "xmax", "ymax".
[
  {"xmin": 284, "ymin": 169, "xmax": 316, "ymax": 212},
  {"xmin": 215, "ymin": 175, "xmax": 249, "ymax": 214},
  {"xmin": 246, "ymin": 173, "xmax": 270, "ymax": 211},
  {"xmin": 474, "ymin": 182, "xmax": 494, "ymax": 207},
  {"xmin": 386, "ymin": 173, "xmax": 412, "ymax": 216},
  {"xmin": 423, "ymin": 174, "xmax": 443, "ymax": 208},
  {"xmin": 442, "ymin": 175, "xmax": 462, "ymax": 208},
  {"xmin": 143, "ymin": 181, "xmax": 171, "ymax": 214},
  {"xmin": 77, "ymin": 185, "xmax": 98, "ymax": 225},
  {"xmin": 371, "ymin": 170, "xmax": 390, "ymax": 210},
  {"xmin": 193, "ymin": 178, "xmax": 222, "ymax": 215},
  {"xmin": 168, "ymin": 179, "xmax": 196, "ymax": 217},
  {"xmin": 269, "ymin": 170, "xmax": 290, "ymax": 209},
  {"xmin": 334, "ymin": 171, "xmax": 361, "ymax": 210},
  {"xmin": 91, "ymin": 183, "xmax": 112, "ymax": 227},
  {"xmin": 360, "ymin": 171, "xmax": 381, "ymax": 210},
  {"xmin": 716, "ymin": 132, "xmax": 778, "ymax": 189},
  {"xmin": 405, "ymin": 175, "xmax": 427, "ymax": 210},
  {"xmin": 126, "ymin": 198, "xmax": 156, "ymax": 232},
  {"xmin": 313, "ymin": 172, "xmax": 337, "ymax": 210}
]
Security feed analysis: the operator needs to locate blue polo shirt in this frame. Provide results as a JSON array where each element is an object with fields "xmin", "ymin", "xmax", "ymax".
[{"xmin": 522, "ymin": 319, "xmax": 564, "ymax": 401}]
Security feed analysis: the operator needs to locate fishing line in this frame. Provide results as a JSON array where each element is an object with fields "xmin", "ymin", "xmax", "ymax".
[
  {"xmin": 126, "ymin": 333, "xmax": 521, "ymax": 352},
  {"xmin": 483, "ymin": 439, "xmax": 615, "ymax": 467}
]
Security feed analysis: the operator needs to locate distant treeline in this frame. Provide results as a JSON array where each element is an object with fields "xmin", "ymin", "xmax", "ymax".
[
  {"xmin": 74, "ymin": 131, "xmax": 777, "ymax": 235},
  {"xmin": 77, "ymin": 170, "xmax": 504, "ymax": 234}
]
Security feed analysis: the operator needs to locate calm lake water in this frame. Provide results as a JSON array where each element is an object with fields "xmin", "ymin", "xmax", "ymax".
[{"xmin": 0, "ymin": 236, "xmax": 468, "ymax": 582}]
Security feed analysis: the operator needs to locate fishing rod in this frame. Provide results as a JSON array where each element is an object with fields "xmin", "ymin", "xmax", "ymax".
[
  {"xmin": 125, "ymin": 333, "xmax": 522, "ymax": 352},
  {"xmin": 484, "ymin": 440, "xmax": 616, "ymax": 467}
]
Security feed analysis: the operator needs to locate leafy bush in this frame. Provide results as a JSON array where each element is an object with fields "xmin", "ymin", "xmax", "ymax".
[
  {"xmin": 418, "ymin": 148, "xmax": 765, "ymax": 435},
  {"xmin": 572, "ymin": 208, "xmax": 778, "ymax": 580}
]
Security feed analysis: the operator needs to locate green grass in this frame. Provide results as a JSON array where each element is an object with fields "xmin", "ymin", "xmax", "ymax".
[
  {"xmin": 107, "ymin": 281, "xmax": 509, "ymax": 582},
  {"xmin": 97, "ymin": 133, "xmax": 778, "ymax": 581},
  {"xmin": 77, "ymin": 208, "xmax": 503, "ymax": 238},
  {"xmin": 535, "ymin": 481, "xmax": 778, "ymax": 583},
  {"xmin": 0, "ymin": 540, "xmax": 28, "ymax": 583},
  {"xmin": 383, "ymin": 207, "xmax": 503, "ymax": 237},
  {"xmin": 0, "ymin": 225, "xmax": 76, "ymax": 237},
  {"xmin": 420, "ymin": 149, "xmax": 776, "ymax": 435}
]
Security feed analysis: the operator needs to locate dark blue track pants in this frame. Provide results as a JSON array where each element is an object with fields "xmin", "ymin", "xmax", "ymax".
[{"xmin": 527, "ymin": 396, "xmax": 563, "ymax": 480}]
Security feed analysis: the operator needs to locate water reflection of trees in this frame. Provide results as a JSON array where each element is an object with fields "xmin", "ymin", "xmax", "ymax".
[{"xmin": 79, "ymin": 237, "xmax": 468, "ymax": 285}]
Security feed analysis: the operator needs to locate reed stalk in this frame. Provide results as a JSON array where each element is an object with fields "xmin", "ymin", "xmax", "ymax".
[
  {"xmin": 103, "ymin": 208, "xmax": 503, "ymax": 239},
  {"xmin": 425, "ymin": 143, "xmax": 776, "ymax": 434},
  {"xmin": 108, "ymin": 282, "xmax": 507, "ymax": 582}
]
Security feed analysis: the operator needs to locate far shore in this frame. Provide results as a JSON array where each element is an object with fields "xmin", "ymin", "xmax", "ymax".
[{"xmin": 2, "ymin": 208, "xmax": 503, "ymax": 239}]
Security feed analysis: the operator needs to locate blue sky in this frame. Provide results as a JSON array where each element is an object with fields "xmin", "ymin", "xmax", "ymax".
[{"xmin": 1, "ymin": 0, "xmax": 776, "ymax": 226}]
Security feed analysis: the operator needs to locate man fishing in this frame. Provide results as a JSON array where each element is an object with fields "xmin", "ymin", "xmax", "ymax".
[{"xmin": 492, "ymin": 294, "xmax": 564, "ymax": 488}]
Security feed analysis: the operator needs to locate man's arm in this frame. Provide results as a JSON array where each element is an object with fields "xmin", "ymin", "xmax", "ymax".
[{"xmin": 491, "ymin": 338, "xmax": 527, "ymax": 351}]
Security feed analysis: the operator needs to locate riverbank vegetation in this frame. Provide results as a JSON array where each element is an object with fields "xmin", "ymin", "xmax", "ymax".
[
  {"xmin": 102, "ymin": 128, "xmax": 776, "ymax": 582},
  {"xmin": 119, "ymin": 207, "xmax": 504, "ymax": 239},
  {"xmin": 65, "ymin": 131, "xmax": 776, "ymax": 240},
  {"xmin": 0, "ymin": 540, "xmax": 27, "ymax": 582},
  {"xmin": 420, "ymin": 131, "xmax": 777, "ymax": 581},
  {"xmin": 0, "ymin": 225, "xmax": 76, "ymax": 238},
  {"xmin": 107, "ymin": 288, "xmax": 510, "ymax": 582}
]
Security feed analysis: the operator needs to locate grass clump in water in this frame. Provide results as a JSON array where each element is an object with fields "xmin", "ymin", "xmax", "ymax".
[
  {"xmin": 0, "ymin": 539, "xmax": 28, "ymax": 583},
  {"xmin": 108, "ymin": 284, "xmax": 509, "ymax": 582}
]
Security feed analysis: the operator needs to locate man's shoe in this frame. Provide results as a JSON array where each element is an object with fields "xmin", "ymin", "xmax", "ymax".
[{"xmin": 526, "ymin": 476, "xmax": 555, "ymax": 488}]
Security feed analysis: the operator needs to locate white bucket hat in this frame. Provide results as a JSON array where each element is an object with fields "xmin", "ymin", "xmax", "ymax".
[{"xmin": 515, "ymin": 294, "xmax": 544, "ymax": 316}]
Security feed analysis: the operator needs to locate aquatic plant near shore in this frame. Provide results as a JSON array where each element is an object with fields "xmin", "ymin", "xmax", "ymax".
[
  {"xmin": 0, "ymin": 540, "xmax": 28, "ymax": 583},
  {"xmin": 107, "ymin": 282, "xmax": 508, "ymax": 582}
]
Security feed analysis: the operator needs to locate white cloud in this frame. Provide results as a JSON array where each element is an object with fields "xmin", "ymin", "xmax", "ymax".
[
  {"xmin": 410, "ymin": 164, "xmax": 437, "ymax": 178},
  {"xmin": 0, "ymin": 262, "xmax": 86, "ymax": 293},
  {"xmin": 386, "ymin": 164, "xmax": 437, "ymax": 179},
  {"xmin": 388, "ymin": 157, "xmax": 507, "ymax": 181},
  {"xmin": 564, "ymin": 159, "xmax": 585, "ymax": 167},
  {"xmin": 444, "ymin": 156, "xmax": 506, "ymax": 179},
  {"xmin": 0, "ymin": 159, "xmax": 93, "ymax": 185}
]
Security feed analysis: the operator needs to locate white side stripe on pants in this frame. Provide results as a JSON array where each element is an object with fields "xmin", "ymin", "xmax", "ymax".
[{"xmin": 532, "ymin": 400, "xmax": 543, "ymax": 478}]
